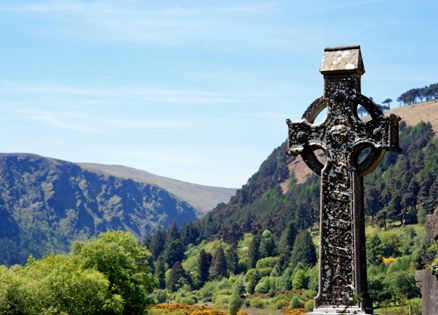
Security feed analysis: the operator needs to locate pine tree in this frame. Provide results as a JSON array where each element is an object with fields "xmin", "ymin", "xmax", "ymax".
[
  {"xmin": 167, "ymin": 261, "xmax": 187, "ymax": 292},
  {"xmin": 248, "ymin": 235, "xmax": 260, "ymax": 269},
  {"xmin": 211, "ymin": 246, "xmax": 227, "ymax": 278},
  {"xmin": 181, "ymin": 223, "xmax": 199, "ymax": 246},
  {"xmin": 166, "ymin": 222, "xmax": 180, "ymax": 243},
  {"xmin": 290, "ymin": 230, "xmax": 317, "ymax": 269},
  {"xmin": 165, "ymin": 239, "xmax": 185, "ymax": 267},
  {"xmin": 149, "ymin": 226, "xmax": 167, "ymax": 259},
  {"xmin": 278, "ymin": 223, "xmax": 298, "ymax": 263},
  {"xmin": 154, "ymin": 254, "xmax": 166, "ymax": 289},
  {"xmin": 197, "ymin": 249, "xmax": 212, "ymax": 284},
  {"xmin": 226, "ymin": 246, "xmax": 239, "ymax": 275}
]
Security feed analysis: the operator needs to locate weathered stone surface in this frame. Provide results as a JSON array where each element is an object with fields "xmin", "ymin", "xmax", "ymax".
[{"xmin": 286, "ymin": 46, "xmax": 400, "ymax": 314}]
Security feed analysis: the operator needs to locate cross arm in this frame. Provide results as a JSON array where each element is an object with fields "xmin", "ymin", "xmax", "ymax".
[{"xmin": 286, "ymin": 119, "xmax": 327, "ymax": 156}]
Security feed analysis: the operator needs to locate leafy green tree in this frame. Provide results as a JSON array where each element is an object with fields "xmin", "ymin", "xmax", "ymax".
[
  {"xmin": 0, "ymin": 255, "xmax": 124, "ymax": 315},
  {"xmin": 228, "ymin": 276, "xmax": 244, "ymax": 315},
  {"xmin": 290, "ymin": 230, "xmax": 317, "ymax": 269},
  {"xmin": 197, "ymin": 249, "xmax": 212, "ymax": 284},
  {"xmin": 211, "ymin": 246, "xmax": 227, "ymax": 278},
  {"xmin": 292, "ymin": 268, "xmax": 308, "ymax": 290},
  {"xmin": 245, "ymin": 269, "xmax": 259, "ymax": 294},
  {"xmin": 366, "ymin": 234, "xmax": 382, "ymax": 265},
  {"xmin": 259, "ymin": 229, "xmax": 276, "ymax": 258},
  {"xmin": 228, "ymin": 291, "xmax": 242, "ymax": 315},
  {"xmin": 73, "ymin": 231, "xmax": 156, "ymax": 314}
]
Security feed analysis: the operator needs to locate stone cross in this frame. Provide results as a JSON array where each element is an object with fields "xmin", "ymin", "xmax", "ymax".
[{"xmin": 286, "ymin": 46, "xmax": 400, "ymax": 314}]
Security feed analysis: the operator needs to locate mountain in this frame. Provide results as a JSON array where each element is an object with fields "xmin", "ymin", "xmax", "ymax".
[
  {"xmin": 0, "ymin": 154, "xmax": 202, "ymax": 265},
  {"xmin": 195, "ymin": 101, "xmax": 438, "ymax": 241},
  {"xmin": 79, "ymin": 163, "xmax": 236, "ymax": 217}
]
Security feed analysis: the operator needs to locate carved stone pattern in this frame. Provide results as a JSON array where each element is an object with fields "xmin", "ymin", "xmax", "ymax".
[{"xmin": 287, "ymin": 72, "xmax": 400, "ymax": 313}]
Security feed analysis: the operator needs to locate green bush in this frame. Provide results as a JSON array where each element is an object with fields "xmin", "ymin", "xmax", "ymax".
[
  {"xmin": 256, "ymin": 257, "xmax": 280, "ymax": 269},
  {"xmin": 245, "ymin": 269, "xmax": 259, "ymax": 294},
  {"xmin": 153, "ymin": 289, "xmax": 168, "ymax": 303},
  {"xmin": 273, "ymin": 299, "xmax": 288, "ymax": 309},
  {"xmin": 305, "ymin": 299, "xmax": 315, "ymax": 312},
  {"xmin": 257, "ymin": 267, "xmax": 272, "ymax": 277},
  {"xmin": 289, "ymin": 296, "xmax": 303, "ymax": 309},
  {"xmin": 254, "ymin": 276, "xmax": 271, "ymax": 294},
  {"xmin": 228, "ymin": 291, "xmax": 243, "ymax": 315},
  {"xmin": 249, "ymin": 297, "xmax": 265, "ymax": 309}
]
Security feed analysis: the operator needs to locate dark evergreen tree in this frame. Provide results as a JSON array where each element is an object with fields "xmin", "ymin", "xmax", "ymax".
[
  {"xmin": 165, "ymin": 239, "xmax": 185, "ymax": 267},
  {"xmin": 181, "ymin": 223, "xmax": 199, "ymax": 246},
  {"xmin": 149, "ymin": 225, "xmax": 167, "ymax": 259},
  {"xmin": 211, "ymin": 246, "xmax": 227, "ymax": 278},
  {"xmin": 226, "ymin": 245, "xmax": 239, "ymax": 275},
  {"xmin": 248, "ymin": 235, "xmax": 260, "ymax": 269},
  {"xmin": 154, "ymin": 254, "xmax": 166, "ymax": 289},
  {"xmin": 290, "ymin": 230, "xmax": 317, "ymax": 269},
  {"xmin": 197, "ymin": 249, "xmax": 212, "ymax": 284},
  {"xmin": 166, "ymin": 221, "xmax": 180, "ymax": 243},
  {"xmin": 167, "ymin": 261, "xmax": 187, "ymax": 292},
  {"xmin": 278, "ymin": 223, "xmax": 298, "ymax": 263}
]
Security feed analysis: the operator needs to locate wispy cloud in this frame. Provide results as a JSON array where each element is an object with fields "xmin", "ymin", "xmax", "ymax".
[
  {"xmin": 0, "ymin": 1, "xmax": 324, "ymax": 50},
  {"xmin": 0, "ymin": 82, "xmax": 237, "ymax": 106}
]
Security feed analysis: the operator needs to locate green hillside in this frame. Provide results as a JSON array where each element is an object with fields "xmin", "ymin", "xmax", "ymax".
[
  {"xmin": 79, "ymin": 163, "xmax": 236, "ymax": 217},
  {"xmin": 0, "ymin": 154, "xmax": 198, "ymax": 265}
]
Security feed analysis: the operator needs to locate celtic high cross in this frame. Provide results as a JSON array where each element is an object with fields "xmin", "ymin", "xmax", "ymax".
[{"xmin": 286, "ymin": 46, "xmax": 400, "ymax": 314}]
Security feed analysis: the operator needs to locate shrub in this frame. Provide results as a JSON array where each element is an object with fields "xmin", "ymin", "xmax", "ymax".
[
  {"xmin": 228, "ymin": 291, "xmax": 243, "ymax": 315},
  {"xmin": 154, "ymin": 289, "xmax": 168, "ymax": 303},
  {"xmin": 289, "ymin": 296, "xmax": 303, "ymax": 309},
  {"xmin": 256, "ymin": 257, "xmax": 280, "ymax": 269},
  {"xmin": 245, "ymin": 269, "xmax": 259, "ymax": 294},
  {"xmin": 254, "ymin": 276, "xmax": 271, "ymax": 294},
  {"xmin": 257, "ymin": 267, "xmax": 272, "ymax": 277},
  {"xmin": 249, "ymin": 297, "xmax": 265, "ymax": 309},
  {"xmin": 304, "ymin": 300, "xmax": 314, "ymax": 312}
]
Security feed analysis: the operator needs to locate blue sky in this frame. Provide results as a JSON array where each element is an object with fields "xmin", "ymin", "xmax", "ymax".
[{"xmin": 0, "ymin": 0, "xmax": 437, "ymax": 187}]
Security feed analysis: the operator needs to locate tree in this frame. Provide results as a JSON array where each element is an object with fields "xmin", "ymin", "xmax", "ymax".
[
  {"xmin": 229, "ymin": 276, "xmax": 244, "ymax": 315},
  {"xmin": 0, "ymin": 255, "xmax": 124, "ymax": 315},
  {"xmin": 226, "ymin": 246, "xmax": 239, "ymax": 275},
  {"xmin": 292, "ymin": 268, "xmax": 308, "ymax": 290},
  {"xmin": 73, "ymin": 231, "xmax": 156, "ymax": 314},
  {"xmin": 197, "ymin": 249, "xmax": 212, "ymax": 284},
  {"xmin": 382, "ymin": 98, "xmax": 392, "ymax": 109},
  {"xmin": 165, "ymin": 239, "xmax": 185, "ymax": 267},
  {"xmin": 278, "ymin": 223, "xmax": 298, "ymax": 263},
  {"xmin": 248, "ymin": 235, "xmax": 260, "ymax": 269},
  {"xmin": 181, "ymin": 223, "xmax": 199, "ymax": 246},
  {"xmin": 155, "ymin": 254, "xmax": 167, "ymax": 289},
  {"xmin": 167, "ymin": 261, "xmax": 187, "ymax": 292},
  {"xmin": 259, "ymin": 229, "xmax": 276, "ymax": 258},
  {"xmin": 289, "ymin": 230, "xmax": 317, "ymax": 269},
  {"xmin": 211, "ymin": 246, "xmax": 227, "ymax": 278},
  {"xmin": 148, "ymin": 225, "xmax": 167, "ymax": 259},
  {"xmin": 166, "ymin": 221, "xmax": 180, "ymax": 243}
]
